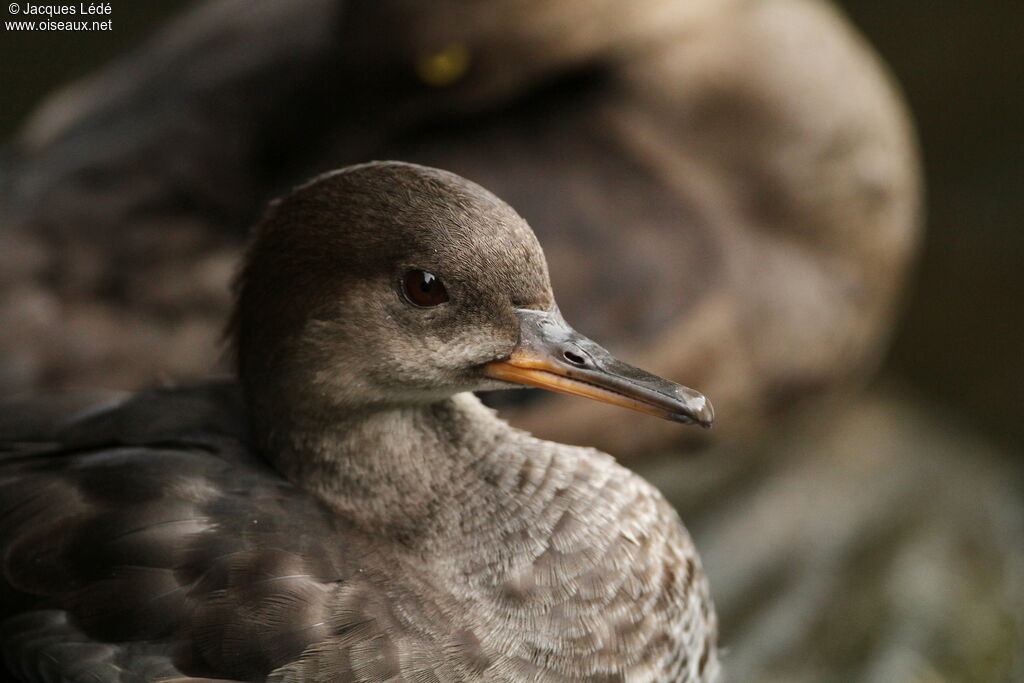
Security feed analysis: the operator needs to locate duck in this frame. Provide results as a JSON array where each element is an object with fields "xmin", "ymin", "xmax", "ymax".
[
  {"xmin": 0, "ymin": 0, "xmax": 920, "ymax": 467},
  {"xmin": 0, "ymin": 162, "xmax": 719, "ymax": 682}
]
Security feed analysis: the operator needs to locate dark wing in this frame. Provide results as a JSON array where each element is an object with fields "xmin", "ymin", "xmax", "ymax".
[
  {"xmin": 1, "ymin": 610, "xmax": 199, "ymax": 683},
  {"xmin": 0, "ymin": 383, "xmax": 356, "ymax": 682}
]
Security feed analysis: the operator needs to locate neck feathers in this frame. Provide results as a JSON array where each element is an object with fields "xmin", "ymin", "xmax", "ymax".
[{"xmin": 260, "ymin": 393, "xmax": 529, "ymax": 547}]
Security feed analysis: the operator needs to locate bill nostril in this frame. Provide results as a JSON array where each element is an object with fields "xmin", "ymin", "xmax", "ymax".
[{"xmin": 562, "ymin": 349, "xmax": 586, "ymax": 366}]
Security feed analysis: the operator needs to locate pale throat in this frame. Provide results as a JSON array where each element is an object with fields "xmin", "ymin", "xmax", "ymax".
[{"xmin": 260, "ymin": 391, "xmax": 535, "ymax": 548}]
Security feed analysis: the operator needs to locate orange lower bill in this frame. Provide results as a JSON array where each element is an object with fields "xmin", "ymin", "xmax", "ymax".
[{"xmin": 484, "ymin": 357, "xmax": 686, "ymax": 422}]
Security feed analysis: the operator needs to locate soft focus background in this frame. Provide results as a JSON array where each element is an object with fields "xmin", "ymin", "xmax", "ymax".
[{"xmin": 1, "ymin": 2, "xmax": 1021, "ymax": 681}]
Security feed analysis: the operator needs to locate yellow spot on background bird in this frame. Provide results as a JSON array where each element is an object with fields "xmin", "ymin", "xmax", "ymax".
[{"xmin": 415, "ymin": 43, "xmax": 470, "ymax": 87}]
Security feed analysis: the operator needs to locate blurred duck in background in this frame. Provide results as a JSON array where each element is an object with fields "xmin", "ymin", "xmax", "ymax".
[{"xmin": 0, "ymin": 0, "xmax": 920, "ymax": 433}]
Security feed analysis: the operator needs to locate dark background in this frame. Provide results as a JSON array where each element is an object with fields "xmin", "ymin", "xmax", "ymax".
[{"xmin": 1, "ymin": 1, "xmax": 1021, "ymax": 451}]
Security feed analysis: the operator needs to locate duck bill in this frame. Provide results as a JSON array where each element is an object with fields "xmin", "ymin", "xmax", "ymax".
[{"xmin": 484, "ymin": 309, "xmax": 713, "ymax": 427}]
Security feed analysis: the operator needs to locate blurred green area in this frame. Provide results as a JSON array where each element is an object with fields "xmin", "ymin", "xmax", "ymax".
[{"xmin": 1, "ymin": 1, "xmax": 1020, "ymax": 449}]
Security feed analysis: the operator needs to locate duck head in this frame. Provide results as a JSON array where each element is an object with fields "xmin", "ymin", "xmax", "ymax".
[{"xmin": 232, "ymin": 161, "xmax": 712, "ymax": 429}]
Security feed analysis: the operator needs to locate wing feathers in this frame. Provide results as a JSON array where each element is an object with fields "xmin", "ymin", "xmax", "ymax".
[{"xmin": 1, "ymin": 387, "xmax": 357, "ymax": 681}]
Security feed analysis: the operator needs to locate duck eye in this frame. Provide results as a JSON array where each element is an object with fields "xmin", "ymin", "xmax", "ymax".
[{"xmin": 402, "ymin": 269, "xmax": 449, "ymax": 307}]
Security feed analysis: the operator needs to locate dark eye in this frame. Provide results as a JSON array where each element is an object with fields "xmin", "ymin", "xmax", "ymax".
[{"xmin": 402, "ymin": 269, "xmax": 449, "ymax": 307}]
